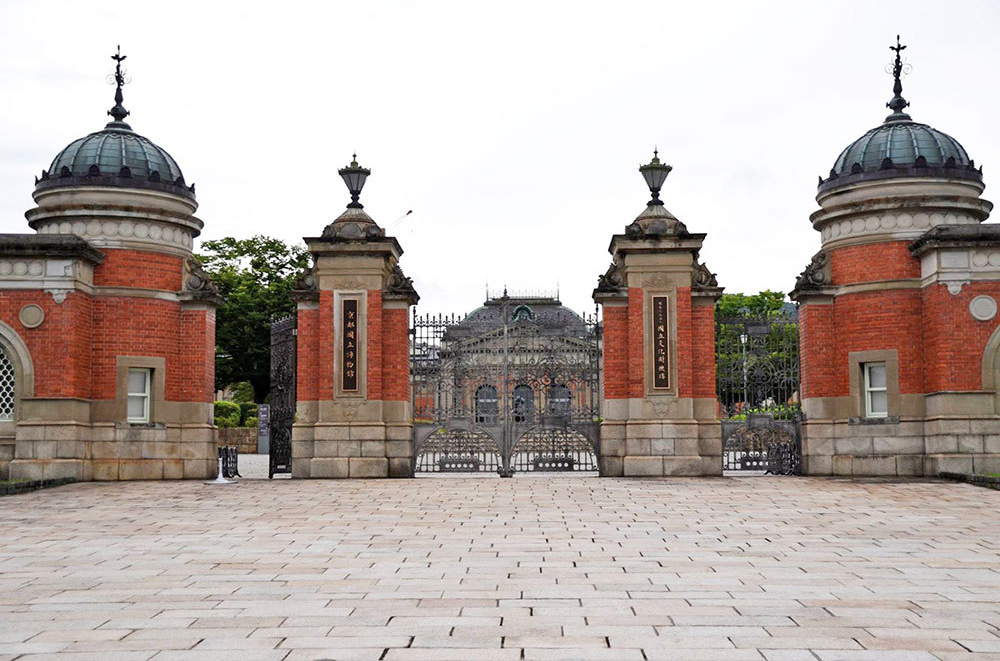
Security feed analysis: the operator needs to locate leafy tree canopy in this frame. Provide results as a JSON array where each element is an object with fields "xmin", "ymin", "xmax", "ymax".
[
  {"xmin": 716, "ymin": 290, "xmax": 787, "ymax": 318},
  {"xmin": 198, "ymin": 236, "xmax": 310, "ymax": 403}
]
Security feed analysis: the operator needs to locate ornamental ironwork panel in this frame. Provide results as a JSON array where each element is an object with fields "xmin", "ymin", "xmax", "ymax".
[
  {"xmin": 269, "ymin": 315, "xmax": 296, "ymax": 478},
  {"xmin": 412, "ymin": 297, "xmax": 600, "ymax": 475},
  {"xmin": 716, "ymin": 309, "xmax": 802, "ymax": 475},
  {"xmin": 0, "ymin": 347, "xmax": 14, "ymax": 421}
]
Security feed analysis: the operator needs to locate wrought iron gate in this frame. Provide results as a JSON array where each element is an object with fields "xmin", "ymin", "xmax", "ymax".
[
  {"xmin": 716, "ymin": 308, "xmax": 802, "ymax": 475},
  {"xmin": 412, "ymin": 295, "xmax": 600, "ymax": 475},
  {"xmin": 269, "ymin": 315, "xmax": 296, "ymax": 478}
]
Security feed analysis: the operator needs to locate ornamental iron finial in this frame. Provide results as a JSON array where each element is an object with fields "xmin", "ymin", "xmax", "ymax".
[
  {"xmin": 885, "ymin": 35, "xmax": 912, "ymax": 123},
  {"xmin": 107, "ymin": 45, "xmax": 132, "ymax": 128}
]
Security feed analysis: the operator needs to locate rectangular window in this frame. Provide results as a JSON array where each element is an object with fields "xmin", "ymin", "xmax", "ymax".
[
  {"xmin": 864, "ymin": 362, "xmax": 888, "ymax": 418},
  {"xmin": 127, "ymin": 368, "xmax": 151, "ymax": 423}
]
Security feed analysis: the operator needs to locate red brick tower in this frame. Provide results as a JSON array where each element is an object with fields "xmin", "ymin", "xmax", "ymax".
[
  {"xmin": 291, "ymin": 156, "xmax": 419, "ymax": 478},
  {"xmin": 791, "ymin": 38, "xmax": 999, "ymax": 476},
  {"xmin": 593, "ymin": 152, "xmax": 723, "ymax": 476},
  {"xmin": 0, "ymin": 49, "xmax": 219, "ymax": 481}
]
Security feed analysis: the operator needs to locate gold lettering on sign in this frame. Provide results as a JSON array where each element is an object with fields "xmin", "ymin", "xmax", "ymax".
[
  {"xmin": 652, "ymin": 295, "xmax": 669, "ymax": 389},
  {"xmin": 342, "ymin": 299, "xmax": 359, "ymax": 392}
]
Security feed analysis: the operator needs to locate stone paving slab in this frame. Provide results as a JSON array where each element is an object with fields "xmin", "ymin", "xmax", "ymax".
[{"xmin": 0, "ymin": 476, "xmax": 999, "ymax": 659}]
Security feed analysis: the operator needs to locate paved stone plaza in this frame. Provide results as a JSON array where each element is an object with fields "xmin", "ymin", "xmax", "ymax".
[{"xmin": 1, "ymin": 476, "xmax": 999, "ymax": 660}]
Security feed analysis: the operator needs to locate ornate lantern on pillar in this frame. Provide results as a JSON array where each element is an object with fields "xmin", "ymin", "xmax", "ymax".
[
  {"xmin": 338, "ymin": 154, "xmax": 370, "ymax": 209},
  {"xmin": 639, "ymin": 149, "xmax": 672, "ymax": 207}
]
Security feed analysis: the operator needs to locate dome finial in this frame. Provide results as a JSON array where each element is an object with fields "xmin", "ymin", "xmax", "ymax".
[
  {"xmin": 885, "ymin": 35, "xmax": 912, "ymax": 123},
  {"xmin": 106, "ymin": 45, "xmax": 132, "ymax": 129}
]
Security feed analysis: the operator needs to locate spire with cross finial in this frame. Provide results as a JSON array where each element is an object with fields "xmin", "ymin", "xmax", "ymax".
[
  {"xmin": 885, "ymin": 35, "xmax": 912, "ymax": 123},
  {"xmin": 107, "ymin": 45, "xmax": 132, "ymax": 129}
]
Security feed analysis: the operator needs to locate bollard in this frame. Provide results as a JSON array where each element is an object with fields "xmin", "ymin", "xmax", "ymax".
[{"xmin": 203, "ymin": 453, "xmax": 236, "ymax": 486}]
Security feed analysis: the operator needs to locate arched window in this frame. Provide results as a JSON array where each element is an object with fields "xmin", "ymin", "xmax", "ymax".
[
  {"xmin": 513, "ymin": 384, "xmax": 534, "ymax": 423},
  {"xmin": 0, "ymin": 346, "xmax": 14, "ymax": 421},
  {"xmin": 511, "ymin": 305, "xmax": 535, "ymax": 323},
  {"xmin": 475, "ymin": 385, "xmax": 498, "ymax": 423},
  {"xmin": 549, "ymin": 384, "xmax": 571, "ymax": 417}
]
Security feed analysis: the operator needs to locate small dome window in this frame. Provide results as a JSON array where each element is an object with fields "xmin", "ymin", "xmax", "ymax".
[{"xmin": 512, "ymin": 305, "xmax": 535, "ymax": 322}]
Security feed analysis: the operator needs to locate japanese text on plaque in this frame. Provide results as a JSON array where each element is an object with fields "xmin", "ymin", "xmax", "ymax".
[
  {"xmin": 652, "ymin": 296, "xmax": 669, "ymax": 389},
  {"xmin": 342, "ymin": 299, "xmax": 359, "ymax": 391}
]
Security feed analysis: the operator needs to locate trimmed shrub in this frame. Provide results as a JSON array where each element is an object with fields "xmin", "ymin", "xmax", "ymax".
[
  {"xmin": 239, "ymin": 402, "xmax": 259, "ymax": 425},
  {"xmin": 214, "ymin": 401, "xmax": 241, "ymax": 428},
  {"xmin": 243, "ymin": 416, "xmax": 259, "ymax": 430}
]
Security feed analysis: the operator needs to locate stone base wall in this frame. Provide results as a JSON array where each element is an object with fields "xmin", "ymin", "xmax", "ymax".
[
  {"xmin": 218, "ymin": 427, "xmax": 259, "ymax": 454},
  {"xmin": 802, "ymin": 417, "xmax": 1000, "ymax": 476},
  {"xmin": 7, "ymin": 422, "xmax": 216, "ymax": 481},
  {"xmin": 292, "ymin": 421, "xmax": 413, "ymax": 479},
  {"xmin": 601, "ymin": 419, "xmax": 721, "ymax": 476},
  {"xmin": 0, "ymin": 437, "xmax": 13, "ymax": 479}
]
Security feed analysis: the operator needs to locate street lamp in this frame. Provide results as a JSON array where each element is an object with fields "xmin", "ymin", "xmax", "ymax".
[
  {"xmin": 639, "ymin": 149, "xmax": 672, "ymax": 207},
  {"xmin": 338, "ymin": 153, "xmax": 371, "ymax": 209},
  {"xmin": 739, "ymin": 332, "xmax": 748, "ymax": 416}
]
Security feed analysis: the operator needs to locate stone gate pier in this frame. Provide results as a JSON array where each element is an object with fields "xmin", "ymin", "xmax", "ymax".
[
  {"xmin": 593, "ymin": 153, "xmax": 724, "ymax": 476},
  {"xmin": 290, "ymin": 157, "xmax": 419, "ymax": 479}
]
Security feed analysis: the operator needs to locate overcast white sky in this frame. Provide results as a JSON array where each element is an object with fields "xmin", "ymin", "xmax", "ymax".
[{"xmin": 1, "ymin": 1, "xmax": 998, "ymax": 315}]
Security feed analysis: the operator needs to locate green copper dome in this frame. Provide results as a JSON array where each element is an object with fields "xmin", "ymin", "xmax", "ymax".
[
  {"xmin": 831, "ymin": 121, "xmax": 971, "ymax": 174},
  {"xmin": 819, "ymin": 37, "xmax": 982, "ymax": 193},
  {"xmin": 35, "ymin": 48, "xmax": 194, "ymax": 199},
  {"xmin": 46, "ymin": 125, "xmax": 184, "ymax": 183}
]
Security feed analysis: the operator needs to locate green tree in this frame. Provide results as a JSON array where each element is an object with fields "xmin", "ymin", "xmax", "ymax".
[
  {"xmin": 715, "ymin": 290, "xmax": 799, "ymax": 417},
  {"xmin": 715, "ymin": 290, "xmax": 787, "ymax": 318},
  {"xmin": 198, "ymin": 236, "xmax": 310, "ymax": 403}
]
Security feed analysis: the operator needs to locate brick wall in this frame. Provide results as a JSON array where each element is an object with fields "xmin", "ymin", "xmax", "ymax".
[
  {"xmin": 692, "ymin": 299, "xmax": 716, "ymax": 398},
  {"xmin": 0, "ymin": 290, "xmax": 92, "ymax": 398},
  {"xmin": 799, "ymin": 302, "xmax": 835, "ymax": 400},
  {"xmin": 382, "ymin": 306, "xmax": 409, "ymax": 401},
  {"xmin": 602, "ymin": 305, "xmax": 628, "ymax": 399},
  {"xmin": 627, "ymin": 287, "xmax": 644, "ymax": 398},
  {"xmin": 366, "ymin": 290, "xmax": 383, "ymax": 400},
  {"xmin": 93, "ymin": 250, "xmax": 184, "ymax": 291},
  {"xmin": 178, "ymin": 308, "xmax": 215, "ymax": 402},
  {"xmin": 296, "ymin": 306, "xmax": 319, "ymax": 402},
  {"xmin": 827, "ymin": 290, "xmax": 924, "ymax": 397},
  {"xmin": 91, "ymin": 297, "xmax": 184, "ymax": 400},
  {"xmin": 830, "ymin": 242, "xmax": 920, "ymax": 285},
  {"xmin": 922, "ymin": 282, "xmax": 1000, "ymax": 392}
]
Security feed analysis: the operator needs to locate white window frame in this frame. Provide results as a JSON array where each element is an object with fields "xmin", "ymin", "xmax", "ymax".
[
  {"xmin": 127, "ymin": 368, "xmax": 151, "ymax": 423},
  {"xmin": 863, "ymin": 362, "xmax": 888, "ymax": 418}
]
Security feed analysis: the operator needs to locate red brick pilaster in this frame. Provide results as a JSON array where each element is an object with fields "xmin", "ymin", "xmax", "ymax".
[
  {"xmin": 366, "ymin": 290, "xmax": 383, "ymax": 400},
  {"xmin": 627, "ymin": 287, "xmax": 644, "ymax": 398},
  {"xmin": 798, "ymin": 301, "xmax": 835, "ymax": 400},
  {"xmin": 602, "ymin": 305, "xmax": 628, "ymax": 399},
  {"xmin": 296, "ymin": 306, "xmax": 319, "ymax": 402},
  {"xmin": 691, "ymin": 298, "xmax": 716, "ymax": 398},
  {"xmin": 382, "ymin": 306, "xmax": 410, "ymax": 401}
]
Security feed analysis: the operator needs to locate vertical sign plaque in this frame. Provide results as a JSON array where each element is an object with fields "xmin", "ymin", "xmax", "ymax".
[
  {"xmin": 342, "ymin": 299, "xmax": 359, "ymax": 392},
  {"xmin": 652, "ymin": 296, "xmax": 669, "ymax": 389}
]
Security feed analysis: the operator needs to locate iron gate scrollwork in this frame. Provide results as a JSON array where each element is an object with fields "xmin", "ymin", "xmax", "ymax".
[
  {"xmin": 716, "ymin": 308, "xmax": 802, "ymax": 475},
  {"xmin": 412, "ymin": 294, "xmax": 600, "ymax": 475},
  {"xmin": 269, "ymin": 315, "xmax": 296, "ymax": 478}
]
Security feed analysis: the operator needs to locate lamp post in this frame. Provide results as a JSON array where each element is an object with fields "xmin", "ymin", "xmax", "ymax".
[
  {"xmin": 739, "ymin": 332, "xmax": 748, "ymax": 416},
  {"xmin": 338, "ymin": 154, "xmax": 370, "ymax": 208},
  {"xmin": 639, "ymin": 149, "xmax": 673, "ymax": 206}
]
